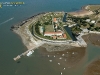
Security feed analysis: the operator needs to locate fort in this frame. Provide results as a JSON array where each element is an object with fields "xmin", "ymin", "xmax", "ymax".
[{"xmin": 12, "ymin": 5, "xmax": 100, "ymax": 61}]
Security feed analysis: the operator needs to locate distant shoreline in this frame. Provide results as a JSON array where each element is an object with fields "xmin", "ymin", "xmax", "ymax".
[{"xmin": 10, "ymin": 4, "xmax": 90, "ymax": 30}]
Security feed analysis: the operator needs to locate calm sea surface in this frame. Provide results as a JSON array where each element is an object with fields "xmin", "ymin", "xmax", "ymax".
[{"xmin": 0, "ymin": 0, "xmax": 100, "ymax": 75}]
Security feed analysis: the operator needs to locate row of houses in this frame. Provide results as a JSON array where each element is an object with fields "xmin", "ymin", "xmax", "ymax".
[
  {"xmin": 44, "ymin": 31, "xmax": 62, "ymax": 36},
  {"xmin": 86, "ymin": 19, "xmax": 96, "ymax": 23},
  {"xmin": 44, "ymin": 31, "xmax": 67, "ymax": 39}
]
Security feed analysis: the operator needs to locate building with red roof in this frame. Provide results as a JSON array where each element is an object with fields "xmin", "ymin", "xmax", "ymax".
[{"xmin": 44, "ymin": 31, "xmax": 62, "ymax": 36}]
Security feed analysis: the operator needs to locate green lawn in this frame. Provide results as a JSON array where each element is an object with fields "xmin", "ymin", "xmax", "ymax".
[{"xmin": 45, "ymin": 25, "xmax": 54, "ymax": 32}]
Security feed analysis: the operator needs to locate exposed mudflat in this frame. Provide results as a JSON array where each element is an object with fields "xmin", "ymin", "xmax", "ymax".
[
  {"xmin": 38, "ymin": 47, "xmax": 86, "ymax": 67},
  {"xmin": 84, "ymin": 59, "xmax": 100, "ymax": 75},
  {"xmin": 42, "ymin": 44, "xmax": 74, "ymax": 52},
  {"xmin": 82, "ymin": 33, "xmax": 100, "ymax": 75},
  {"xmin": 82, "ymin": 33, "xmax": 100, "ymax": 46}
]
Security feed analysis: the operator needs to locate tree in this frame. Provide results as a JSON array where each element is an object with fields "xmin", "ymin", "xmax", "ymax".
[
  {"xmin": 94, "ymin": 10, "xmax": 99, "ymax": 15},
  {"xmin": 95, "ymin": 27, "xmax": 99, "ymax": 31},
  {"xmin": 83, "ymin": 23, "xmax": 87, "ymax": 27},
  {"xmin": 87, "ymin": 27, "xmax": 91, "ymax": 30},
  {"xmin": 90, "ymin": 24, "xmax": 95, "ymax": 27},
  {"xmin": 44, "ymin": 21, "xmax": 49, "ymax": 25}
]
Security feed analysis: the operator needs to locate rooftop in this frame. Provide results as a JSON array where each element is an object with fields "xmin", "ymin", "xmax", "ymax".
[
  {"xmin": 63, "ymin": 34, "xmax": 67, "ymax": 38},
  {"xmin": 44, "ymin": 31, "xmax": 62, "ymax": 34},
  {"xmin": 53, "ymin": 18, "xmax": 57, "ymax": 22}
]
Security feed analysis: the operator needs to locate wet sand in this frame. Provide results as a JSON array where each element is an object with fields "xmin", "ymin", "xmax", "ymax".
[
  {"xmin": 38, "ymin": 47, "xmax": 86, "ymax": 68},
  {"xmin": 42, "ymin": 44, "xmax": 74, "ymax": 52},
  {"xmin": 82, "ymin": 33, "xmax": 100, "ymax": 75},
  {"xmin": 84, "ymin": 59, "xmax": 100, "ymax": 75},
  {"xmin": 82, "ymin": 33, "xmax": 100, "ymax": 46}
]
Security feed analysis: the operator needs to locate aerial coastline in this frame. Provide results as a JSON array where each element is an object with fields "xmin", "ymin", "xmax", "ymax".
[{"xmin": 11, "ymin": 5, "xmax": 100, "ymax": 61}]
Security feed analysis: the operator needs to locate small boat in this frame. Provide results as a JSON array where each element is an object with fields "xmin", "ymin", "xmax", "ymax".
[
  {"xmin": 48, "ymin": 55, "xmax": 49, "ymax": 57},
  {"xmin": 60, "ymin": 72, "xmax": 62, "ymax": 75},
  {"xmin": 62, "ymin": 54, "xmax": 64, "ymax": 56},
  {"xmin": 72, "ymin": 52, "xmax": 74, "ymax": 54},
  {"xmin": 59, "ymin": 57, "xmax": 62, "ymax": 59},
  {"xmin": 49, "ymin": 60, "xmax": 52, "ymax": 62},
  {"xmin": 58, "ymin": 63, "xmax": 60, "ymax": 65},
  {"xmin": 63, "ymin": 68, "xmax": 65, "ymax": 70},
  {"xmin": 26, "ymin": 50, "xmax": 34, "ymax": 56}
]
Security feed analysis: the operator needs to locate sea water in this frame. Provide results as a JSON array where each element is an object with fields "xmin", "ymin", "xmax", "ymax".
[{"xmin": 0, "ymin": 0, "xmax": 100, "ymax": 75}]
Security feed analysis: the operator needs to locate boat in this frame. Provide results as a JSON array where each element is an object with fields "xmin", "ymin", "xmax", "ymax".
[
  {"xmin": 59, "ymin": 57, "xmax": 62, "ymax": 59},
  {"xmin": 49, "ymin": 60, "xmax": 52, "ymax": 62},
  {"xmin": 58, "ymin": 63, "xmax": 60, "ymax": 65},
  {"xmin": 0, "ymin": 17, "xmax": 14, "ymax": 26},
  {"xmin": 47, "ymin": 55, "xmax": 49, "ymax": 57},
  {"xmin": 60, "ymin": 72, "xmax": 62, "ymax": 75},
  {"xmin": 26, "ymin": 50, "xmax": 34, "ymax": 56},
  {"xmin": 63, "ymin": 68, "xmax": 65, "ymax": 70}
]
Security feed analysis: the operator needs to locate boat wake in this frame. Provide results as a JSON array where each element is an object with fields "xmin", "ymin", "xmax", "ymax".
[{"xmin": 0, "ymin": 17, "xmax": 14, "ymax": 26}]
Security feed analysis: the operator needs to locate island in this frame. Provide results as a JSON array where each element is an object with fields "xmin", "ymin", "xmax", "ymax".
[{"xmin": 11, "ymin": 5, "xmax": 100, "ymax": 60}]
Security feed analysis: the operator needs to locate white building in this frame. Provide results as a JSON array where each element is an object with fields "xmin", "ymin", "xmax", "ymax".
[
  {"xmin": 86, "ymin": 19, "xmax": 91, "ymax": 22},
  {"xmin": 91, "ymin": 20, "xmax": 95, "ymax": 23},
  {"xmin": 82, "ymin": 29, "xmax": 89, "ymax": 33},
  {"xmin": 39, "ymin": 26, "xmax": 44, "ymax": 34},
  {"xmin": 44, "ymin": 31, "xmax": 62, "ymax": 36}
]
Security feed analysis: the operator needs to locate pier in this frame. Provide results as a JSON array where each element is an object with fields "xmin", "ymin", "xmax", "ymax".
[
  {"xmin": 13, "ymin": 49, "xmax": 33, "ymax": 61},
  {"xmin": 13, "ymin": 40, "xmax": 44, "ymax": 61},
  {"xmin": 13, "ymin": 44, "xmax": 41, "ymax": 61}
]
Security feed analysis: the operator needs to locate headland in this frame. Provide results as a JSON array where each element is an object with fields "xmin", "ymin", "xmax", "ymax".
[{"xmin": 11, "ymin": 4, "xmax": 100, "ymax": 61}]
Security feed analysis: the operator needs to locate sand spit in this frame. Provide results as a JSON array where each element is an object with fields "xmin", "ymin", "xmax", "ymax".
[{"xmin": 68, "ymin": 5, "xmax": 93, "ymax": 17}]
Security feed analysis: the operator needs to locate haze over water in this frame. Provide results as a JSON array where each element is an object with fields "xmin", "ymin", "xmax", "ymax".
[{"xmin": 0, "ymin": 0, "xmax": 100, "ymax": 75}]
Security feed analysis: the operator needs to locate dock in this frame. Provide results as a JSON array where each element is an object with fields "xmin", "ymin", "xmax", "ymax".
[
  {"xmin": 13, "ymin": 47, "xmax": 37, "ymax": 61},
  {"xmin": 13, "ymin": 40, "xmax": 44, "ymax": 61},
  {"xmin": 13, "ymin": 55, "xmax": 21, "ymax": 61}
]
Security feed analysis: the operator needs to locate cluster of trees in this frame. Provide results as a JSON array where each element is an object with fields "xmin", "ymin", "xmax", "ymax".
[
  {"xmin": 67, "ymin": 15, "xmax": 100, "ymax": 32},
  {"xmin": 94, "ymin": 9, "xmax": 100, "ymax": 15},
  {"xmin": 35, "ymin": 21, "xmax": 41, "ymax": 35},
  {"xmin": 67, "ymin": 16, "xmax": 90, "ymax": 26},
  {"xmin": 87, "ymin": 26, "xmax": 100, "ymax": 31},
  {"xmin": 43, "ymin": 21, "xmax": 52, "ymax": 25},
  {"xmin": 68, "ymin": 16, "xmax": 89, "ymax": 21},
  {"xmin": 71, "ymin": 26, "xmax": 82, "ymax": 34}
]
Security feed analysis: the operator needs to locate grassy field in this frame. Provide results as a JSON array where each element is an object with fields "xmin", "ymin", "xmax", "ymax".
[{"xmin": 45, "ymin": 25, "xmax": 54, "ymax": 32}]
